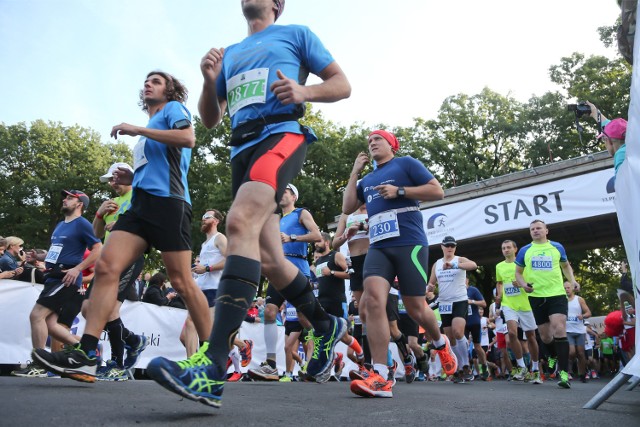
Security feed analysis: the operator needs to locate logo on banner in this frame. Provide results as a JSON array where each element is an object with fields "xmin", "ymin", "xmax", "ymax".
[
  {"xmin": 601, "ymin": 176, "xmax": 616, "ymax": 202},
  {"xmin": 425, "ymin": 213, "xmax": 455, "ymax": 241}
]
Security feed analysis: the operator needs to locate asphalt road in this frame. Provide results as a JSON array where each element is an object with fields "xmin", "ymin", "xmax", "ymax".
[{"xmin": 1, "ymin": 375, "xmax": 638, "ymax": 426}]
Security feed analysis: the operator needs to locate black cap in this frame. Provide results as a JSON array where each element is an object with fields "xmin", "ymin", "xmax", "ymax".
[
  {"xmin": 61, "ymin": 190, "xmax": 90, "ymax": 211},
  {"xmin": 441, "ymin": 236, "xmax": 457, "ymax": 246}
]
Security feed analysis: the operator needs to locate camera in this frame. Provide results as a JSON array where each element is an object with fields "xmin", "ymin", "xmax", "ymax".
[{"xmin": 567, "ymin": 101, "xmax": 591, "ymax": 118}]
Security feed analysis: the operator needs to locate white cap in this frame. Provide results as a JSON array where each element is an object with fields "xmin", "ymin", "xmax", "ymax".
[
  {"xmin": 100, "ymin": 162, "xmax": 133, "ymax": 183},
  {"xmin": 286, "ymin": 183, "xmax": 299, "ymax": 199}
]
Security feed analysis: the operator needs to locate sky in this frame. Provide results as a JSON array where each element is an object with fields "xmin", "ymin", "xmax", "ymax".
[{"xmin": 0, "ymin": 0, "xmax": 622, "ymax": 148}]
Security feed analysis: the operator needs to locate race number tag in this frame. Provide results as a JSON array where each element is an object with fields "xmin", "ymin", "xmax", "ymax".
[
  {"xmin": 133, "ymin": 136, "xmax": 148, "ymax": 170},
  {"xmin": 504, "ymin": 283, "xmax": 521, "ymax": 297},
  {"xmin": 368, "ymin": 210, "xmax": 400, "ymax": 244},
  {"xmin": 316, "ymin": 262, "xmax": 328, "ymax": 278},
  {"xmin": 531, "ymin": 255, "xmax": 553, "ymax": 271},
  {"xmin": 567, "ymin": 316, "xmax": 579, "ymax": 322},
  {"xmin": 44, "ymin": 244, "xmax": 63, "ymax": 264},
  {"xmin": 439, "ymin": 303, "xmax": 452, "ymax": 315},
  {"xmin": 227, "ymin": 68, "xmax": 269, "ymax": 116},
  {"xmin": 468, "ymin": 304, "xmax": 473, "ymax": 316}
]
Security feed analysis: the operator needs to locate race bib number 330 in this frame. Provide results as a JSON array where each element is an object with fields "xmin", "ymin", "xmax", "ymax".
[{"xmin": 227, "ymin": 68, "xmax": 269, "ymax": 116}]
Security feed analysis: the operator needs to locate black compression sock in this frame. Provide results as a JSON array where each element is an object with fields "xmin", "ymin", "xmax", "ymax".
[
  {"xmin": 393, "ymin": 333, "xmax": 411, "ymax": 361},
  {"xmin": 206, "ymin": 255, "xmax": 260, "ymax": 376},
  {"xmin": 80, "ymin": 334, "xmax": 100, "ymax": 357},
  {"xmin": 105, "ymin": 319, "xmax": 126, "ymax": 367},
  {"xmin": 555, "ymin": 337, "xmax": 570, "ymax": 372},
  {"xmin": 278, "ymin": 271, "xmax": 330, "ymax": 333},
  {"xmin": 546, "ymin": 339, "xmax": 557, "ymax": 359}
]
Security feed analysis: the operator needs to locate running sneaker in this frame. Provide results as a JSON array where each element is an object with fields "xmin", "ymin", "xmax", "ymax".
[
  {"xmin": 404, "ymin": 355, "xmax": 417, "ymax": 384},
  {"xmin": 531, "ymin": 370, "xmax": 543, "ymax": 384},
  {"xmin": 32, "ymin": 344, "xmax": 97, "ymax": 383},
  {"xmin": 590, "ymin": 370, "xmax": 598, "ymax": 379},
  {"xmin": 11, "ymin": 363, "xmax": 47, "ymax": 378},
  {"xmin": 415, "ymin": 371, "xmax": 426, "ymax": 382},
  {"xmin": 481, "ymin": 364, "xmax": 490, "ymax": 381},
  {"xmin": 557, "ymin": 370, "xmax": 571, "ymax": 389},
  {"xmin": 333, "ymin": 352, "xmax": 345, "ymax": 378},
  {"xmin": 349, "ymin": 363, "xmax": 373, "ymax": 381},
  {"xmin": 524, "ymin": 370, "xmax": 534, "ymax": 383},
  {"xmin": 123, "ymin": 335, "xmax": 149, "ymax": 369},
  {"xmin": 46, "ymin": 371, "xmax": 61, "ymax": 378},
  {"xmin": 416, "ymin": 354, "xmax": 429, "ymax": 375},
  {"xmin": 146, "ymin": 342, "xmax": 224, "ymax": 408},
  {"xmin": 239, "ymin": 340, "xmax": 253, "ymax": 368},
  {"xmin": 452, "ymin": 372, "xmax": 465, "ymax": 384},
  {"xmin": 462, "ymin": 366, "xmax": 475, "ymax": 382},
  {"xmin": 96, "ymin": 360, "xmax": 129, "ymax": 382},
  {"xmin": 227, "ymin": 372, "xmax": 243, "ymax": 382},
  {"xmin": 581, "ymin": 374, "xmax": 588, "ymax": 383},
  {"xmin": 388, "ymin": 360, "xmax": 398, "ymax": 386},
  {"xmin": 279, "ymin": 374, "xmax": 293, "ymax": 383},
  {"xmin": 547, "ymin": 357, "xmax": 557, "ymax": 379},
  {"xmin": 350, "ymin": 371, "xmax": 393, "ymax": 398},
  {"xmin": 434, "ymin": 335, "xmax": 458, "ymax": 376},
  {"xmin": 511, "ymin": 366, "xmax": 525, "ymax": 381},
  {"xmin": 248, "ymin": 362, "xmax": 279, "ymax": 381},
  {"xmin": 307, "ymin": 316, "xmax": 347, "ymax": 383}
]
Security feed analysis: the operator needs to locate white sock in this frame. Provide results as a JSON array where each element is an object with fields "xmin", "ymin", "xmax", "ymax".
[
  {"xmin": 516, "ymin": 357, "xmax": 525, "ymax": 368},
  {"xmin": 532, "ymin": 361, "xmax": 539, "ymax": 371},
  {"xmin": 264, "ymin": 321, "xmax": 278, "ymax": 358},
  {"xmin": 374, "ymin": 363, "xmax": 389, "ymax": 379},
  {"xmin": 432, "ymin": 335, "xmax": 446, "ymax": 349},
  {"xmin": 229, "ymin": 346, "xmax": 241, "ymax": 371}
]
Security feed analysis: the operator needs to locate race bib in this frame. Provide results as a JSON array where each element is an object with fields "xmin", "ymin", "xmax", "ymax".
[
  {"xmin": 133, "ymin": 136, "xmax": 148, "ymax": 170},
  {"xmin": 316, "ymin": 262, "xmax": 328, "ymax": 277},
  {"xmin": 44, "ymin": 244, "xmax": 63, "ymax": 264},
  {"xmin": 439, "ymin": 303, "xmax": 452, "ymax": 315},
  {"xmin": 531, "ymin": 255, "xmax": 553, "ymax": 271},
  {"xmin": 468, "ymin": 304, "xmax": 473, "ymax": 316},
  {"xmin": 369, "ymin": 210, "xmax": 400, "ymax": 244},
  {"xmin": 504, "ymin": 283, "xmax": 521, "ymax": 297},
  {"xmin": 286, "ymin": 306, "xmax": 298, "ymax": 320},
  {"xmin": 567, "ymin": 316, "xmax": 579, "ymax": 323},
  {"xmin": 353, "ymin": 315, "xmax": 362, "ymax": 325},
  {"xmin": 227, "ymin": 68, "xmax": 269, "ymax": 116}
]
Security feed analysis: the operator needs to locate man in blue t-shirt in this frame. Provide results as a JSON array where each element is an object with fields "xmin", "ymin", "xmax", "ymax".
[
  {"xmin": 150, "ymin": 0, "xmax": 351, "ymax": 407},
  {"xmin": 342, "ymin": 129, "xmax": 457, "ymax": 398},
  {"xmin": 15, "ymin": 190, "xmax": 101, "ymax": 378},
  {"xmin": 33, "ymin": 72, "xmax": 211, "ymax": 385}
]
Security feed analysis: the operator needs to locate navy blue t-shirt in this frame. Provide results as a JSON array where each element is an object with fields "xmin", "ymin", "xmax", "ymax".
[
  {"xmin": 44, "ymin": 216, "xmax": 100, "ymax": 287},
  {"xmin": 357, "ymin": 156, "xmax": 434, "ymax": 248},
  {"xmin": 466, "ymin": 286, "xmax": 485, "ymax": 325}
]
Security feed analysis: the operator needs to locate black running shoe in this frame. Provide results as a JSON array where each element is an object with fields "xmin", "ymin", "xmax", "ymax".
[{"xmin": 32, "ymin": 344, "xmax": 97, "ymax": 383}]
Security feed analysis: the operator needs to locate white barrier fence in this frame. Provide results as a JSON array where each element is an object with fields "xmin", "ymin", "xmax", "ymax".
[{"xmin": 0, "ymin": 280, "xmax": 389, "ymax": 376}]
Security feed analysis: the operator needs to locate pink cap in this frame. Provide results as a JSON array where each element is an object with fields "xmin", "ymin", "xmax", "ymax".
[
  {"xmin": 369, "ymin": 129, "xmax": 400, "ymax": 153},
  {"xmin": 597, "ymin": 118, "xmax": 627, "ymax": 140}
]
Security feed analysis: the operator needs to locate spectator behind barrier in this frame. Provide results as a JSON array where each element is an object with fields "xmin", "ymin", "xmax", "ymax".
[
  {"xmin": 0, "ymin": 236, "xmax": 26, "ymax": 279},
  {"xmin": 142, "ymin": 273, "xmax": 178, "ymax": 307}
]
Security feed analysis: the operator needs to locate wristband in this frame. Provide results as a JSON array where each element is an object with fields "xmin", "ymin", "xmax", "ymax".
[{"xmin": 95, "ymin": 212, "xmax": 103, "ymax": 220}]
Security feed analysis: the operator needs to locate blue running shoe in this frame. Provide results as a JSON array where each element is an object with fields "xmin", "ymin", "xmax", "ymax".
[
  {"xmin": 123, "ymin": 335, "xmax": 149, "ymax": 369},
  {"xmin": 147, "ymin": 342, "xmax": 223, "ymax": 408},
  {"xmin": 307, "ymin": 316, "xmax": 347, "ymax": 383}
]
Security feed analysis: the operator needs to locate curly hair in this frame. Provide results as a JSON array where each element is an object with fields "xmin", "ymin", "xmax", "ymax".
[{"xmin": 139, "ymin": 70, "xmax": 188, "ymax": 113}]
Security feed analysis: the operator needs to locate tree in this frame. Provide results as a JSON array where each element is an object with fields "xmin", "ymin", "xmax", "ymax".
[{"xmin": 0, "ymin": 120, "xmax": 130, "ymax": 249}]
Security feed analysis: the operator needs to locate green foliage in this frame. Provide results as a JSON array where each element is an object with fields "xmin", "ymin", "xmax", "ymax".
[{"xmin": 0, "ymin": 120, "xmax": 131, "ymax": 248}]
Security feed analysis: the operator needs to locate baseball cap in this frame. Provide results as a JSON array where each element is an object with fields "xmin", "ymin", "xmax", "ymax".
[
  {"xmin": 369, "ymin": 129, "xmax": 400, "ymax": 153},
  {"xmin": 274, "ymin": 0, "xmax": 285, "ymax": 21},
  {"xmin": 61, "ymin": 190, "xmax": 90, "ymax": 210},
  {"xmin": 597, "ymin": 118, "xmax": 627, "ymax": 140},
  {"xmin": 286, "ymin": 183, "xmax": 299, "ymax": 199},
  {"xmin": 442, "ymin": 236, "xmax": 457, "ymax": 246},
  {"xmin": 100, "ymin": 162, "xmax": 134, "ymax": 183}
]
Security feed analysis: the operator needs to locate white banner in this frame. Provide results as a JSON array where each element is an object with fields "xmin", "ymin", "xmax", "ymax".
[{"xmin": 421, "ymin": 168, "xmax": 616, "ymax": 243}]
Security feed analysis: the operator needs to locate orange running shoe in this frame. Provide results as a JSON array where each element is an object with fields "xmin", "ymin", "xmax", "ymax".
[
  {"xmin": 333, "ymin": 352, "xmax": 345, "ymax": 377},
  {"xmin": 240, "ymin": 340, "xmax": 253, "ymax": 368},
  {"xmin": 227, "ymin": 372, "xmax": 242, "ymax": 382},
  {"xmin": 435, "ymin": 335, "xmax": 458, "ymax": 376},
  {"xmin": 349, "ymin": 363, "xmax": 373, "ymax": 381},
  {"xmin": 350, "ymin": 371, "xmax": 393, "ymax": 398}
]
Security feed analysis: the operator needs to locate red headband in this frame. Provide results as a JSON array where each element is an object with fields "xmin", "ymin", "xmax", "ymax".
[{"xmin": 369, "ymin": 129, "xmax": 399, "ymax": 152}]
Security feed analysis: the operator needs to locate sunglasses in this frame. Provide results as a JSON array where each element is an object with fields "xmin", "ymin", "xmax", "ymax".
[
  {"xmin": 202, "ymin": 214, "xmax": 215, "ymax": 220},
  {"xmin": 442, "ymin": 244, "xmax": 456, "ymax": 248}
]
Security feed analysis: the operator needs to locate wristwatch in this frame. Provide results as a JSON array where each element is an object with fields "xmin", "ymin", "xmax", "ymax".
[
  {"xmin": 290, "ymin": 234, "xmax": 297, "ymax": 242},
  {"xmin": 397, "ymin": 187, "xmax": 406, "ymax": 198},
  {"xmin": 330, "ymin": 270, "xmax": 335, "ymax": 276}
]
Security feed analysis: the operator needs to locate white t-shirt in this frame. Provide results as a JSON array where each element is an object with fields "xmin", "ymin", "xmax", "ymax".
[
  {"xmin": 566, "ymin": 296, "xmax": 586, "ymax": 334},
  {"xmin": 480, "ymin": 317, "xmax": 490, "ymax": 346},
  {"xmin": 434, "ymin": 257, "xmax": 467, "ymax": 303},
  {"xmin": 196, "ymin": 233, "xmax": 224, "ymax": 291}
]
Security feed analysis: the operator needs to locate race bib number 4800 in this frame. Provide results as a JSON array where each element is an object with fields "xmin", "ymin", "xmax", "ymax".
[
  {"xmin": 531, "ymin": 255, "xmax": 553, "ymax": 271},
  {"xmin": 227, "ymin": 68, "xmax": 269, "ymax": 116}
]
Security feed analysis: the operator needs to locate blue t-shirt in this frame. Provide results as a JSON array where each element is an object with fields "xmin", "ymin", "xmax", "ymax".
[
  {"xmin": 132, "ymin": 101, "xmax": 193, "ymax": 203},
  {"xmin": 280, "ymin": 208, "xmax": 310, "ymax": 277},
  {"xmin": 614, "ymin": 144, "xmax": 626, "ymax": 176},
  {"xmin": 357, "ymin": 156, "xmax": 434, "ymax": 248},
  {"xmin": 45, "ymin": 217, "xmax": 101, "ymax": 287},
  {"xmin": 466, "ymin": 286, "xmax": 484, "ymax": 325},
  {"xmin": 217, "ymin": 25, "xmax": 334, "ymax": 158},
  {"xmin": 0, "ymin": 252, "xmax": 18, "ymax": 271}
]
